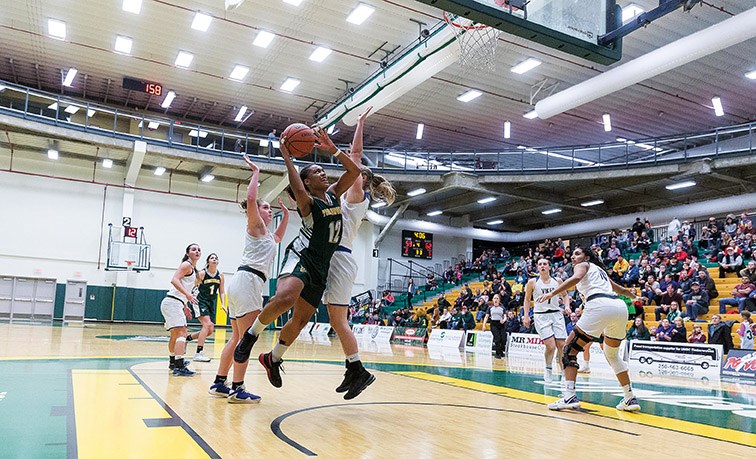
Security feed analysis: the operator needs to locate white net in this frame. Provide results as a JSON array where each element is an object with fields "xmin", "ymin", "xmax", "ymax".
[{"xmin": 444, "ymin": 13, "xmax": 502, "ymax": 72}]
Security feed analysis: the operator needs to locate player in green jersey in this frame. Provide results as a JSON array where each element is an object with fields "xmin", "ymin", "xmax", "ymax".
[{"xmin": 187, "ymin": 253, "xmax": 225, "ymax": 362}]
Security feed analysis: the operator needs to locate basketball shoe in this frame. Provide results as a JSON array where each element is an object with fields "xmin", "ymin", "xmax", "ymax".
[
  {"xmin": 259, "ymin": 352, "xmax": 285, "ymax": 388},
  {"xmin": 344, "ymin": 368, "xmax": 375, "ymax": 400},
  {"xmin": 193, "ymin": 351, "xmax": 211, "ymax": 362},
  {"xmin": 548, "ymin": 395, "xmax": 581, "ymax": 410},
  {"xmin": 616, "ymin": 397, "xmax": 641, "ymax": 412},
  {"xmin": 228, "ymin": 385, "xmax": 261, "ymax": 404},
  {"xmin": 208, "ymin": 382, "xmax": 231, "ymax": 397}
]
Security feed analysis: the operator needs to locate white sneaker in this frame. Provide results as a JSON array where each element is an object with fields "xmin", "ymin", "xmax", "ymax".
[
  {"xmin": 193, "ymin": 352, "xmax": 211, "ymax": 362},
  {"xmin": 616, "ymin": 396, "xmax": 641, "ymax": 412},
  {"xmin": 548, "ymin": 395, "xmax": 581, "ymax": 411},
  {"xmin": 544, "ymin": 368, "xmax": 553, "ymax": 383},
  {"xmin": 578, "ymin": 366, "xmax": 591, "ymax": 374}
]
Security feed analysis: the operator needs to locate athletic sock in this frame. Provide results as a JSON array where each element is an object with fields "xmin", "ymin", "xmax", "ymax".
[
  {"xmin": 271, "ymin": 341, "xmax": 289, "ymax": 362},
  {"xmin": 174, "ymin": 357, "xmax": 185, "ymax": 369},
  {"xmin": 249, "ymin": 318, "xmax": 266, "ymax": 336},
  {"xmin": 622, "ymin": 383, "xmax": 634, "ymax": 399},
  {"xmin": 232, "ymin": 381, "xmax": 244, "ymax": 390},
  {"xmin": 169, "ymin": 355, "xmax": 175, "ymax": 365},
  {"xmin": 346, "ymin": 353, "xmax": 361, "ymax": 363},
  {"xmin": 214, "ymin": 375, "xmax": 227, "ymax": 384},
  {"xmin": 564, "ymin": 380, "xmax": 576, "ymax": 399},
  {"xmin": 545, "ymin": 365, "xmax": 552, "ymax": 371},
  {"xmin": 186, "ymin": 334, "xmax": 194, "ymax": 342},
  {"xmin": 197, "ymin": 345, "xmax": 204, "ymax": 353}
]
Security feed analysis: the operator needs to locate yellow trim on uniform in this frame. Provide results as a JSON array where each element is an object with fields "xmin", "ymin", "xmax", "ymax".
[{"xmin": 397, "ymin": 372, "xmax": 756, "ymax": 447}]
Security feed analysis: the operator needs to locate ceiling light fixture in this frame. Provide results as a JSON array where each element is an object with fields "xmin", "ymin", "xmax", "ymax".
[
  {"xmin": 47, "ymin": 149, "xmax": 59, "ymax": 160},
  {"xmin": 487, "ymin": 220, "xmax": 504, "ymax": 225},
  {"xmin": 504, "ymin": 120, "xmax": 511, "ymax": 139},
  {"xmin": 0, "ymin": 85, "xmax": 6, "ymax": 92},
  {"xmin": 64, "ymin": 105, "xmax": 80, "ymax": 114},
  {"xmin": 102, "ymin": 158, "xmax": 113, "ymax": 168},
  {"xmin": 283, "ymin": 0, "xmax": 304, "ymax": 5},
  {"xmin": 371, "ymin": 201, "xmax": 386, "ymax": 209},
  {"xmin": 280, "ymin": 77, "xmax": 300, "ymax": 92},
  {"xmin": 542, "ymin": 208, "xmax": 562, "ymax": 215},
  {"xmin": 122, "ymin": 0, "xmax": 142, "ymax": 14},
  {"xmin": 62, "ymin": 68, "xmax": 78, "ymax": 87},
  {"xmin": 523, "ymin": 110, "xmax": 538, "ymax": 119},
  {"xmin": 427, "ymin": 210, "xmax": 443, "ymax": 216},
  {"xmin": 87, "ymin": 109, "xmax": 96, "ymax": 118},
  {"xmin": 581, "ymin": 199, "xmax": 604, "ymax": 207},
  {"xmin": 510, "ymin": 58, "xmax": 541, "ymax": 74},
  {"xmin": 416, "ymin": 123, "xmax": 424, "ymax": 140},
  {"xmin": 161, "ymin": 90, "xmax": 176, "ymax": 108},
  {"xmin": 200, "ymin": 173, "xmax": 215, "ymax": 183},
  {"xmin": 407, "ymin": 188, "xmax": 426, "ymax": 197},
  {"xmin": 347, "ymin": 3, "xmax": 375, "ymax": 25},
  {"xmin": 746, "ymin": 70, "xmax": 756, "ymax": 80},
  {"xmin": 309, "ymin": 46, "xmax": 332, "ymax": 62},
  {"xmin": 191, "ymin": 12, "xmax": 213, "ymax": 31},
  {"xmin": 711, "ymin": 96, "xmax": 724, "ymax": 117},
  {"xmin": 114, "ymin": 35, "xmax": 133, "ymax": 54},
  {"xmin": 229, "ymin": 65, "xmax": 249, "ymax": 81},
  {"xmin": 327, "ymin": 125, "xmax": 336, "ymax": 134},
  {"xmin": 457, "ymin": 89, "xmax": 482, "ymax": 102},
  {"xmin": 154, "ymin": 166, "xmax": 166, "ymax": 176},
  {"xmin": 477, "ymin": 197, "xmax": 496, "ymax": 204},
  {"xmin": 621, "ymin": 3, "xmax": 645, "ymax": 23},
  {"xmin": 665, "ymin": 180, "xmax": 696, "ymax": 190},
  {"xmin": 189, "ymin": 129, "xmax": 209, "ymax": 138},
  {"xmin": 253, "ymin": 30, "xmax": 275, "ymax": 48},
  {"xmin": 602, "ymin": 113, "xmax": 612, "ymax": 132},
  {"xmin": 147, "ymin": 121, "xmax": 160, "ymax": 130},
  {"xmin": 175, "ymin": 51, "xmax": 194, "ymax": 68},
  {"xmin": 234, "ymin": 106, "xmax": 248, "ymax": 122},
  {"xmin": 47, "ymin": 19, "xmax": 66, "ymax": 40}
]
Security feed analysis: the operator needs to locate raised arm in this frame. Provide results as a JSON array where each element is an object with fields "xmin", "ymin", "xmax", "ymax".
[
  {"xmin": 242, "ymin": 155, "xmax": 267, "ymax": 237},
  {"xmin": 345, "ymin": 107, "xmax": 371, "ymax": 204},
  {"xmin": 280, "ymin": 138, "xmax": 314, "ymax": 217},
  {"xmin": 316, "ymin": 128, "xmax": 360, "ymax": 198},
  {"xmin": 273, "ymin": 196, "xmax": 290, "ymax": 243}
]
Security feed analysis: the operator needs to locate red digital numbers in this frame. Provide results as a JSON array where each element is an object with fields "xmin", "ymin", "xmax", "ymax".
[
  {"xmin": 145, "ymin": 83, "xmax": 162, "ymax": 96},
  {"xmin": 125, "ymin": 226, "xmax": 138, "ymax": 238}
]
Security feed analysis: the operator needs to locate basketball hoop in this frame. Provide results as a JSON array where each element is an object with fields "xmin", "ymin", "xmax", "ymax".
[
  {"xmin": 443, "ymin": 11, "xmax": 502, "ymax": 72},
  {"xmin": 125, "ymin": 260, "xmax": 136, "ymax": 271}
]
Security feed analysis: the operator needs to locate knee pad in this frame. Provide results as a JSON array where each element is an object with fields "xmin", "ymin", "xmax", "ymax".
[
  {"xmin": 176, "ymin": 336, "xmax": 187, "ymax": 343},
  {"xmin": 604, "ymin": 345, "xmax": 628, "ymax": 375},
  {"xmin": 562, "ymin": 329, "xmax": 592, "ymax": 369}
]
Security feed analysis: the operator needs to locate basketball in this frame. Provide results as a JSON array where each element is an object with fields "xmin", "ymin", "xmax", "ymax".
[{"xmin": 282, "ymin": 123, "xmax": 317, "ymax": 158}]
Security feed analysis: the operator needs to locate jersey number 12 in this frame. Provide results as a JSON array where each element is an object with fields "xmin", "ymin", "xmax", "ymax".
[{"xmin": 328, "ymin": 221, "xmax": 342, "ymax": 244}]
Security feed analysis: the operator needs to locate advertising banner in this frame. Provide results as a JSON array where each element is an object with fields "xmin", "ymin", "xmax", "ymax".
[
  {"xmin": 464, "ymin": 331, "xmax": 493, "ymax": 353},
  {"xmin": 427, "ymin": 329, "xmax": 465, "ymax": 349},
  {"xmin": 352, "ymin": 325, "xmax": 394, "ymax": 344},
  {"xmin": 506, "ymin": 333, "xmax": 627, "ymax": 369},
  {"xmin": 720, "ymin": 349, "xmax": 756, "ymax": 380},
  {"xmin": 391, "ymin": 327, "xmax": 427, "ymax": 346},
  {"xmin": 628, "ymin": 341, "xmax": 722, "ymax": 380}
]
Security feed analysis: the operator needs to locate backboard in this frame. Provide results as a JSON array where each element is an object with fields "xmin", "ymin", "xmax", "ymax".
[
  {"xmin": 105, "ymin": 224, "xmax": 151, "ymax": 272},
  {"xmin": 417, "ymin": 0, "xmax": 622, "ymax": 64}
]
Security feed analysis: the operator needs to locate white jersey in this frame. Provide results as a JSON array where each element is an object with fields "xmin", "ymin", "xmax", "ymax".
[
  {"xmin": 166, "ymin": 265, "xmax": 196, "ymax": 303},
  {"xmin": 576, "ymin": 263, "xmax": 614, "ymax": 299},
  {"xmin": 338, "ymin": 197, "xmax": 369, "ymax": 250},
  {"xmin": 240, "ymin": 231, "xmax": 277, "ymax": 278},
  {"xmin": 533, "ymin": 277, "xmax": 560, "ymax": 313}
]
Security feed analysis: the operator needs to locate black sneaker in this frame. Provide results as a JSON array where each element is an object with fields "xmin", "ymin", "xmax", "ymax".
[
  {"xmin": 233, "ymin": 329, "xmax": 259, "ymax": 363},
  {"xmin": 344, "ymin": 369, "xmax": 375, "ymax": 400},
  {"xmin": 259, "ymin": 352, "xmax": 285, "ymax": 388},
  {"xmin": 169, "ymin": 361, "xmax": 175, "ymax": 370},
  {"xmin": 336, "ymin": 361, "xmax": 357, "ymax": 393}
]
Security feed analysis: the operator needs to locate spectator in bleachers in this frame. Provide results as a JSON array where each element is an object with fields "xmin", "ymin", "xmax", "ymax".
[
  {"xmin": 678, "ymin": 270, "xmax": 694, "ymax": 296},
  {"xmin": 625, "ymin": 317, "xmax": 651, "ymax": 341},
  {"xmin": 697, "ymin": 270, "xmax": 719, "ymax": 300},
  {"xmin": 688, "ymin": 323, "xmax": 707, "ymax": 343},
  {"xmin": 382, "ymin": 290, "xmax": 395, "ymax": 308},
  {"xmin": 739, "ymin": 233, "xmax": 754, "ymax": 260},
  {"xmin": 724, "ymin": 215, "xmax": 738, "ymax": 237},
  {"xmin": 718, "ymin": 276, "xmax": 756, "ymax": 314},
  {"xmin": 457, "ymin": 306, "xmax": 476, "ymax": 331},
  {"xmin": 707, "ymin": 314, "xmax": 733, "ymax": 353},
  {"xmin": 631, "ymin": 217, "xmax": 644, "ymax": 238},
  {"xmin": 426, "ymin": 273, "xmax": 438, "ymax": 291},
  {"xmin": 406, "ymin": 278, "xmax": 416, "ymax": 307},
  {"xmin": 719, "ymin": 247, "xmax": 743, "ymax": 278},
  {"xmin": 655, "ymin": 318, "xmax": 674, "ymax": 342},
  {"xmin": 448, "ymin": 307, "xmax": 462, "ymax": 330},
  {"xmin": 641, "ymin": 275, "xmax": 659, "ymax": 305},
  {"xmin": 670, "ymin": 317, "xmax": 688, "ymax": 343},
  {"xmin": 508, "ymin": 290, "xmax": 524, "ymax": 311},
  {"xmin": 503, "ymin": 310, "xmax": 521, "ymax": 350},
  {"xmin": 740, "ymin": 261, "xmax": 756, "ymax": 285},
  {"xmin": 666, "ymin": 302, "xmax": 682, "ymax": 323},
  {"xmin": 657, "ymin": 274, "xmax": 679, "ymax": 298},
  {"xmin": 565, "ymin": 312, "xmax": 578, "ymax": 335},
  {"xmin": 667, "ymin": 217, "xmax": 681, "ymax": 238},
  {"xmin": 655, "ymin": 284, "xmax": 683, "ymax": 320},
  {"xmin": 437, "ymin": 308, "xmax": 451, "ymax": 329},
  {"xmin": 621, "ymin": 259, "xmax": 640, "ymax": 287},
  {"xmin": 604, "ymin": 242, "xmax": 620, "ymax": 266},
  {"xmin": 436, "ymin": 293, "xmax": 451, "ymax": 312},
  {"xmin": 683, "ymin": 281, "xmax": 710, "ymax": 320},
  {"xmin": 613, "ymin": 254, "xmax": 629, "ymax": 277},
  {"xmin": 513, "ymin": 269, "xmax": 528, "ymax": 286},
  {"xmin": 499, "ymin": 247, "xmax": 510, "ymax": 261}
]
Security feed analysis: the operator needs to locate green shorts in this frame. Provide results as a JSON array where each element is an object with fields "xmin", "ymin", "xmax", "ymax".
[
  {"xmin": 281, "ymin": 247, "xmax": 328, "ymax": 308},
  {"xmin": 194, "ymin": 298, "xmax": 216, "ymax": 322}
]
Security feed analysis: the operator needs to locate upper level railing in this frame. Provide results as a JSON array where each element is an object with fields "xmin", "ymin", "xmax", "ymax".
[{"xmin": 0, "ymin": 79, "xmax": 753, "ymax": 175}]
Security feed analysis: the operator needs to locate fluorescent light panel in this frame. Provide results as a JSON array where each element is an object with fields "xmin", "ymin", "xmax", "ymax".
[
  {"xmin": 0, "ymin": 85, "xmax": 6, "ymax": 92},
  {"xmin": 64, "ymin": 105, "xmax": 80, "ymax": 114},
  {"xmin": 253, "ymin": 30, "xmax": 275, "ymax": 48},
  {"xmin": 47, "ymin": 19, "xmax": 66, "ymax": 40},
  {"xmin": 427, "ymin": 210, "xmax": 442, "ymax": 216},
  {"xmin": 711, "ymin": 96, "xmax": 724, "ymax": 116},
  {"xmin": 542, "ymin": 208, "xmax": 562, "ymax": 215},
  {"xmin": 309, "ymin": 46, "xmax": 332, "ymax": 62},
  {"xmin": 191, "ymin": 12, "xmax": 213, "ymax": 31},
  {"xmin": 407, "ymin": 188, "xmax": 426, "ymax": 197},
  {"xmin": 200, "ymin": 174, "xmax": 215, "ymax": 183},
  {"xmin": 102, "ymin": 158, "xmax": 113, "ymax": 168},
  {"xmin": 510, "ymin": 58, "xmax": 541, "ymax": 74},
  {"xmin": 581, "ymin": 199, "xmax": 604, "ymax": 207},
  {"xmin": 504, "ymin": 120, "xmax": 511, "ymax": 139},
  {"xmin": 175, "ymin": 51, "xmax": 194, "ymax": 68},
  {"xmin": 230, "ymin": 65, "xmax": 249, "ymax": 81},
  {"xmin": 154, "ymin": 166, "xmax": 166, "ymax": 176},
  {"xmin": 147, "ymin": 121, "xmax": 160, "ymax": 130},
  {"xmin": 114, "ymin": 35, "xmax": 133, "ymax": 54},
  {"xmin": 280, "ymin": 77, "xmax": 300, "ymax": 92},
  {"xmin": 283, "ymin": 0, "xmax": 303, "ymax": 5},
  {"xmin": 523, "ymin": 110, "xmax": 538, "ymax": 119},
  {"xmin": 457, "ymin": 89, "xmax": 482, "ymax": 102},
  {"xmin": 416, "ymin": 123, "xmax": 424, "ymax": 140},
  {"xmin": 161, "ymin": 90, "xmax": 176, "ymax": 108},
  {"xmin": 477, "ymin": 197, "xmax": 496, "ymax": 204},
  {"xmin": 347, "ymin": 3, "xmax": 375, "ymax": 24},
  {"xmin": 122, "ymin": 0, "xmax": 142, "ymax": 14},
  {"xmin": 62, "ymin": 68, "xmax": 77, "ymax": 87},
  {"xmin": 87, "ymin": 109, "xmax": 96, "ymax": 117},
  {"xmin": 665, "ymin": 180, "xmax": 696, "ymax": 190},
  {"xmin": 487, "ymin": 220, "xmax": 504, "ymax": 225},
  {"xmin": 622, "ymin": 3, "xmax": 645, "ymax": 23},
  {"xmin": 602, "ymin": 113, "xmax": 612, "ymax": 132},
  {"xmin": 47, "ymin": 149, "xmax": 59, "ymax": 160},
  {"xmin": 189, "ymin": 129, "xmax": 209, "ymax": 138},
  {"xmin": 746, "ymin": 70, "xmax": 756, "ymax": 80},
  {"xmin": 234, "ymin": 106, "xmax": 248, "ymax": 122}
]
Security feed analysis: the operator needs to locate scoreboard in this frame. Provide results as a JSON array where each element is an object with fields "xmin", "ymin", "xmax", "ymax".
[{"xmin": 402, "ymin": 230, "xmax": 433, "ymax": 259}]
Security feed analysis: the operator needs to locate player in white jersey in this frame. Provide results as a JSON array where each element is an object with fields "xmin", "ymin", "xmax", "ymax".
[
  {"xmin": 160, "ymin": 243, "xmax": 201, "ymax": 376},
  {"xmin": 208, "ymin": 155, "xmax": 289, "ymax": 403},
  {"xmin": 523, "ymin": 258, "xmax": 570, "ymax": 382},
  {"xmin": 536, "ymin": 246, "xmax": 641, "ymax": 412}
]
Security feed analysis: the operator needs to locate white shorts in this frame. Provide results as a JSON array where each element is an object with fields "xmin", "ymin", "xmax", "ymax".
[
  {"xmin": 322, "ymin": 251, "xmax": 358, "ymax": 306},
  {"xmin": 279, "ymin": 247, "xmax": 301, "ymax": 278},
  {"xmin": 534, "ymin": 311, "xmax": 568, "ymax": 341},
  {"xmin": 160, "ymin": 296, "xmax": 186, "ymax": 330},
  {"xmin": 576, "ymin": 297, "xmax": 628, "ymax": 340},
  {"xmin": 226, "ymin": 271, "xmax": 265, "ymax": 320}
]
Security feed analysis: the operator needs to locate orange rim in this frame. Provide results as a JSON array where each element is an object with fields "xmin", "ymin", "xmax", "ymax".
[{"xmin": 443, "ymin": 11, "xmax": 491, "ymax": 30}]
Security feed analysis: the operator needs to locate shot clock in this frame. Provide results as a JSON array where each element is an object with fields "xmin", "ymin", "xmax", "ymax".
[
  {"xmin": 122, "ymin": 77, "xmax": 163, "ymax": 96},
  {"xmin": 402, "ymin": 230, "xmax": 433, "ymax": 259}
]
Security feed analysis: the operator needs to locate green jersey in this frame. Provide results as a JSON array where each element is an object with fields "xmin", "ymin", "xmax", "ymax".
[
  {"xmin": 298, "ymin": 191, "xmax": 343, "ymax": 271},
  {"xmin": 197, "ymin": 269, "xmax": 221, "ymax": 317}
]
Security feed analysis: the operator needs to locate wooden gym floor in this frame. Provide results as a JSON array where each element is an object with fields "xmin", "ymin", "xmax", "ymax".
[{"xmin": 0, "ymin": 322, "xmax": 754, "ymax": 458}]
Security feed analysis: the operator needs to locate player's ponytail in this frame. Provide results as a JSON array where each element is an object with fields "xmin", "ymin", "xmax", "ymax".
[
  {"xmin": 362, "ymin": 167, "xmax": 396, "ymax": 206},
  {"xmin": 181, "ymin": 243, "xmax": 199, "ymax": 263},
  {"xmin": 580, "ymin": 245, "xmax": 608, "ymax": 272}
]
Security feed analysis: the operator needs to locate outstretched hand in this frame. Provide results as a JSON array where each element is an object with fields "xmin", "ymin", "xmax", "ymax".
[
  {"xmin": 313, "ymin": 127, "xmax": 338, "ymax": 154},
  {"xmin": 357, "ymin": 106, "xmax": 372, "ymax": 123},
  {"xmin": 243, "ymin": 154, "xmax": 258, "ymax": 173},
  {"xmin": 278, "ymin": 136, "xmax": 291, "ymax": 160},
  {"xmin": 277, "ymin": 197, "xmax": 290, "ymax": 216}
]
